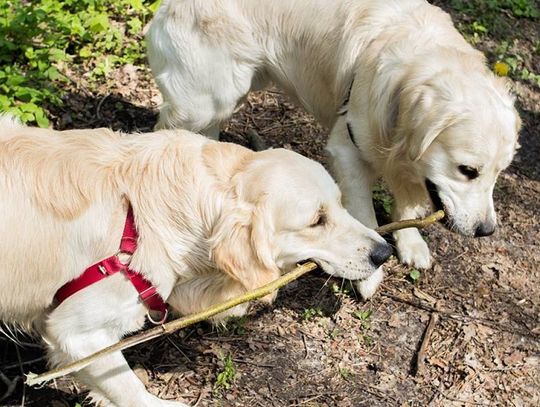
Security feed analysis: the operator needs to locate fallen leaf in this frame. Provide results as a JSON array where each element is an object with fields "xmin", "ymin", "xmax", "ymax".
[
  {"xmin": 503, "ymin": 351, "xmax": 524, "ymax": 366},
  {"xmin": 387, "ymin": 313, "xmax": 402, "ymax": 328}
]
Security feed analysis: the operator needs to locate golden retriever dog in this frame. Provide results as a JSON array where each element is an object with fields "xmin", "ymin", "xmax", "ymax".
[
  {"xmin": 146, "ymin": 0, "xmax": 521, "ymax": 299},
  {"xmin": 0, "ymin": 114, "xmax": 391, "ymax": 407}
]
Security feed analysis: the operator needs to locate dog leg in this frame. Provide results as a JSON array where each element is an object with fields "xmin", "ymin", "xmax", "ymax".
[
  {"xmin": 391, "ymin": 186, "xmax": 432, "ymax": 269},
  {"xmin": 326, "ymin": 118, "xmax": 378, "ymax": 228},
  {"xmin": 45, "ymin": 330, "xmax": 189, "ymax": 407},
  {"xmin": 326, "ymin": 118, "xmax": 384, "ymax": 299},
  {"xmin": 44, "ymin": 283, "xmax": 189, "ymax": 407}
]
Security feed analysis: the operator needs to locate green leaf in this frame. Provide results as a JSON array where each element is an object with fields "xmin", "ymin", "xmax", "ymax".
[
  {"xmin": 46, "ymin": 66, "xmax": 61, "ymax": 80},
  {"xmin": 127, "ymin": 17, "xmax": 142, "ymax": 34},
  {"xmin": 20, "ymin": 111, "xmax": 35, "ymax": 123},
  {"xmin": 127, "ymin": 0, "xmax": 144, "ymax": 11},
  {"xmin": 87, "ymin": 14, "xmax": 110, "ymax": 33},
  {"xmin": 34, "ymin": 109, "xmax": 49, "ymax": 128},
  {"xmin": 0, "ymin": 94, "xmax": 11, "ymax": 109},
  {"xmin": 20, "ymin": 102, "xmax": 40, "ymax": 113},
  {"xmin": 79, "ymin": 46, "xmax": 92, "ymax": 58},
  {"xmin": 6, "ymin": 74, "xmax": 26, "ymax": 87},
  {"xmin": 148, "ymin": 0, "xmax": 162, "ymax": 14},
  {"xmin": 409, "ymin": 269, "xmax": 421, "ymax": 282},
  {"xmin": 353, "ymin": 310, "xmax": 372, "ymax": 321}
]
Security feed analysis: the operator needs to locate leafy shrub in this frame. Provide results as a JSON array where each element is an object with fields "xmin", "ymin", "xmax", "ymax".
[
  {"xmin": 451, "ymin": 0, "xmax": 540, "ymax": 19},
  {"xmin": 0, "ymin": 0, "xmax": 159, "ymax": 127}
]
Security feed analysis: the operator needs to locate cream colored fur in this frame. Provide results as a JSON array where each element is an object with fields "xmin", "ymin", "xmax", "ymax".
[
  {"xmin": 147, "ymin": 0, "xmax": 521, "ymax": 299},
  {"xmin": 0, "ymin": 115, "xmax": 389, "ymax": 406}
]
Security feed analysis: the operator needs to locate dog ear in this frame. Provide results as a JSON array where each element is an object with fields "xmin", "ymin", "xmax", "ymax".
[
  {"xmin": 209, "ymin": 200, "xmax": 280, "ymax": 298},
  {"xmin": 400, "ymin": 84, "xmax": 462, "ymax": 162}
]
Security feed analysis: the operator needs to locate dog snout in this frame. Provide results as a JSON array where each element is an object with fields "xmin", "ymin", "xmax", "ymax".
[
  {"xmin": 369, "ymin": 242, "xmax": 392, "ymax": 268},
  {"xmin": 474, "ymin": 220, "xmax": 496, "ymax": 237}
]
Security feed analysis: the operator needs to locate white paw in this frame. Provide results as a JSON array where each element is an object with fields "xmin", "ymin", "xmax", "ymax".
[
  {"xmin": 396, "ymin": 238, "xmax": 432, "ymax": 269},
  {"xmin": 355, "ymin": 267, "xmax": 384, "ymax": 300},
  {"xmin": 86, "ymin": 391, "xmax": 115, "ymax": 407}
]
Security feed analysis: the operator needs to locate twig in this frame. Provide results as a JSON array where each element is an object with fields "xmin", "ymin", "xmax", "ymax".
[
  {"xmin": 0, "ymin": 371, "xmax": 20, "ymax": 402},
  {"xmin": 2, "ymin": 356, "xmax": 46, "ymax": 370},
  {"xmin": 26, "ymin": 212, "xmax": 443, "ymax": 386},
  {"xmin": 382, "ymin": 292, "xmax": 538, "ymax": 338},
  {"xmin": 96, "ymin": 93, "xmax": 110, "ymax": 121},
  {"xmin": 301, "ymin": 333, "xmax": 309, "ymax": 359},
  {"xmin": 375, "ymin": 210, "xmax": 444, "ymax": 235},
  {"xmin": 290, "ymin": 394, "xmax": 324, "ymax": 406},
  {"xmin": 414, "ymin": 312, "xmax": 439, "ymax": 376},
  {"xmin": 232, "ymin": 358, "xmax": 274, "ymax": 369},
  {"xmin": 26, "ymin": 262, "xmax": 317, "ymax": 386}
]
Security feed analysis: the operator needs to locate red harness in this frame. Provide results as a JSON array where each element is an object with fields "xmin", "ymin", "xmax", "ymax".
[{"xmin": 55, "ymin": 207, "xmax": 168, "ymax": 324}]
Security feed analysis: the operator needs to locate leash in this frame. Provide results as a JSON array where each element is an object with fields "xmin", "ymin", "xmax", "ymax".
[{"xmin": 55, "ymin": 206, "xmax": 168, "ymax": 325}]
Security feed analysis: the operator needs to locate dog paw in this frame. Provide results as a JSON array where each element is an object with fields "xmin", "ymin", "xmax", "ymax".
[
  {"xmin": 86, "ymin": 391, "xmax": 115, "ymax": 407},
  {"xmin": 396, "ymin": 239, "xmax": 432, "ymax": 269},
  {"xmin": 355, "ymin": 267, "xmax": 384, "ymax": 300}
]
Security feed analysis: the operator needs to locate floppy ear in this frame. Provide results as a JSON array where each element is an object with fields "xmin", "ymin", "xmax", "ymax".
[
  {"xmin": 399, "ymin": 84, "xmax": 463, "ymax": 162},
  {"xmin": 209, "ymin": 200, "xmax": 280, "ymax": 298}
]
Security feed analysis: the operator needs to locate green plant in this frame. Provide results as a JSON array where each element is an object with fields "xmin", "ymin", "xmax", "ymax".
[
  {"xmin": 302, "ymin": 307, "xmax": 325, "ymax": 321},
  {"xmin": 339, "ymin": 367, "xmax": 351, "ymax": 380},
  {"xmin": 353, "ymin": 309, "xmax": 374, "ymax": 346},
  {"xmin": 214, "ymin": 354, "xmax": 236, "ymax": 393},
  {"xmin": 329, "ymin": 328, "xmax": 342, "ymax": 339},
  {"xmin": 471, "ymin": 20, "xmax": 488, "ymax": 35},
  {"xmin": 372, "ymin": 184, "xmax": 393, "ymax": 216},
  {"xmin": 330, "ymin": 281, "xmax": 353, "ymax": 295},
  {"xmin": 362, "ymin": 334, "xmax": 374, "ymax": 346},
  {"xmin": 409, "ymin": 269, "xmax": 421, "ymax": 283},
  {"xmin": 217, "ymin": 316, "xmax": 248, "ymax": 336},
  {"xmin": 353, "ymin": 309, "xmax": 372, "ymax": 330},
  {"xmin": 493, "ymin": 41, "xmax": 540, "ymax": 88},
  {"xmin": 0, "ymin": 0, "xmax": 159, "ymax": 126},
  {"xmin": 451, "ymin": 0, "xmax": 539, "ymax": 19},
  {"xmin": 451, "ymin": 0, "xmax": 539, "ymax": 40}
]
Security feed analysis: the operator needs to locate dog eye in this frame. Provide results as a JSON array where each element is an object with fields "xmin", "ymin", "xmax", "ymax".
[
  {"xmin": 310, "ymin": 213, "xmax": 327, "ymax": 227},
  {"xmin": 458, "ymin": 165, "xmax": 479, "ymax": 180}
]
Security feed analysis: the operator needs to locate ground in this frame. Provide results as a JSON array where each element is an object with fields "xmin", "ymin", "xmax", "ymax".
[{"xmin": 1, "ymin": 1, "xmax": 539, "ymax": 406}]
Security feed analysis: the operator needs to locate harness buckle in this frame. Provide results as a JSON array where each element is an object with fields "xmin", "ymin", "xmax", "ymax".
[
  {"xmin": 146, "ymin": 308, "xmax": 168, "ymax": 325},
  {"xmin": 115, "ymin": 250, "xmax": 133, "ymax": 266}
]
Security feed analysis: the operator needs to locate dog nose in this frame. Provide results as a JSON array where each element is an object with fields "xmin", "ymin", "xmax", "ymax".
[
  {"xmin": 474, "ymin": 221, "xmax": 496, "ymax": 237},
  {"xmin": 369, "ymin": 243, "xmax": 392, "ymax": 268}
]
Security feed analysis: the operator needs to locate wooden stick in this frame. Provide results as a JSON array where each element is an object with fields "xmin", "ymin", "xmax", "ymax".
[
  {"xmin": 375, "ymin": 210, "xmax": 444, "ymax": 235},
  {"xmin": 25, "ymin": 211, "xmax": 444, "ymax": 386},
  {"xmin": 26, "ymin": 262, "xmax": 318, "ymax": 386},
  {"xmin": 414, "ymin": 312, "xmax": 439, "ymax": 376}
]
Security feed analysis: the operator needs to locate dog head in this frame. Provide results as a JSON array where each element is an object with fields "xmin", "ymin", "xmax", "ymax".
[
  {"xmin": 397, "ymin": 67, "xmax": 520, "ymax": 237},
  {"xmin": 208, "ymin": 147, "xmax": 391, "ymax": 292}
]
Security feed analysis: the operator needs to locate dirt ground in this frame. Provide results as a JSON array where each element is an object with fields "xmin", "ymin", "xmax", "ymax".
[{"xmin": 1, "ymin": 1, "xmax": 539, "ymax": 406}]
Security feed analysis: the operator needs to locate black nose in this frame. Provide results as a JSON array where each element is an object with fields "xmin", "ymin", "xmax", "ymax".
[
  {"xmin": 370, "ymin": 243, "xmax": 393, "ymax": 268},
  {"xmin": 474, "ymin": 221, "xmax": 496, "ymax": 237}
]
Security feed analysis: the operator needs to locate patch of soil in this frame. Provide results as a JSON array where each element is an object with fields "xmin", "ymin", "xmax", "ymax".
[{"xmin": 1, "ymin": 1, "xmax": 539, "ymax": 406}]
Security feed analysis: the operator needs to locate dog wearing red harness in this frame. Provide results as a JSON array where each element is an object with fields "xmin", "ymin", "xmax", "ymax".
[{"xmin": 0, "ymin": 114, "xmax": 390, "ymax": 407}]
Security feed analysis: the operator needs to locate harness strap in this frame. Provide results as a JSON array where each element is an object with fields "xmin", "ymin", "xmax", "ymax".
[{"xmin": 55, "ymin": 206, "xmax": 168, "ymax": 325}]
